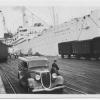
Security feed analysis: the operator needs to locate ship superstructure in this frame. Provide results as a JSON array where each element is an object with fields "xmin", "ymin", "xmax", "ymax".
[{"xmin": 12, "ymin": 9, "xmax": 100, "ymax": 56}]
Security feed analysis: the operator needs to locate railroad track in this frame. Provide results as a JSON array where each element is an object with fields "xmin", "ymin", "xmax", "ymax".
[
  {"xmin": 0, "ymin": 60, "xmax": 88, "ymax": 94},
  {"xmin": 1, "ymin": 72, "xmax": 17, "ymax": 94},
  {"xmin": 0, "ymin": 63, "xmax": 18, "ymax": 78},
  {"xmin": 64, "ymin": 85, "xmax": 87, "ymax": 94},
  {"xmin": 0, "ymin": 62, "xmax": 28, "ymax": 94}
]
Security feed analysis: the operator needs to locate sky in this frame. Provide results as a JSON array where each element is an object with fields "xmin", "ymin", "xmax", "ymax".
[{"xmin": 0, "ymin": 0, "xmax": 100, "ymax": 37}]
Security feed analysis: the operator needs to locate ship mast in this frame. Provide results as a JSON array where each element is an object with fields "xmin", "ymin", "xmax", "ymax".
[
  {"xmin": 52, "ymin": 7, "xmax": 56, "ymax": 27},
  {"xmin": 52, "ymin": 7, "xmax": 59, "ymax": 27},
  {"xmin": 0, "ymin": 10, "xmax": 8, "ymax": 34},
  {"xmin": 22, "ymin": 6, "xmax": 27, "ymax": 27},
  {"xmin": 26, "ymin": 7, "xmax": 49, "ymax": 27},
  {"xmin": 52, "ymin": 7, "xmax": 59, "ymax": 33}
]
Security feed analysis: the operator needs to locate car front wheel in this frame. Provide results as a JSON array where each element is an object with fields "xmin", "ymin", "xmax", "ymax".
[
  {"xmin": 18, "ymin": 73, "xmax": 19, "ymax": 79},
  {"xmin": 27, "ymin": 87, "xmax": 33, "ymax": 93},
  {"xmin": 57, "ymin": 88, "xmax": 63, "ymax": 93}
]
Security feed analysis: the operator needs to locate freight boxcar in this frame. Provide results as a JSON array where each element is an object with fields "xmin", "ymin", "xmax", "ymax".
[
  {"xmin": 0, "ymin": 41, "xmax": 8, "ymax": 62},
  {"xmin": 58, "ymin": 41, "xmax": 74, "ymax": 58},
  {"xmin": 92, "ymin": 37, "xmax": 100, "ymax": 59},
  {"xmin": 58, "ymin": 37, "xmax": 100, "ymax": 60},
  {"xmin": 72, "ymin": 39, "xmax": 92, "ymax": 59}
]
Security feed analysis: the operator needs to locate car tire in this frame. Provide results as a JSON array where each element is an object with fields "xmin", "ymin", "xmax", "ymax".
[
  {"xmin": 57, "ymin": 88, "xmax": 63, "ymax": 93},
  {"xmin": 18, "ymin": 73, "xmax": 19, "ymax": 79},
  {"xmin": 19, "ymin": 81, "xmax": 23, "ymax": 87},
  {"xmin": 27, "ymin": 88, "xmax": 33, "ymax": 93}
]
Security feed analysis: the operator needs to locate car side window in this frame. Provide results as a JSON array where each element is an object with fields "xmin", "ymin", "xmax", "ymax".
[
  {"xmin": 18, "ymin": 61, "xmax": 23, "ymax": 71},
  {"xmin": 22, "ymin": 61, "xmax": 28, "ymax": 68},
  {"xmin": 18, "ymin": 61, "xmax": 28, "ymax": 71}
]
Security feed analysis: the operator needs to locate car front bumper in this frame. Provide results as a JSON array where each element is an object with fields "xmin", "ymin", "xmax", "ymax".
[{"xmin": 32, "ymin": 85, "xmax": 65, "ymax": 93}]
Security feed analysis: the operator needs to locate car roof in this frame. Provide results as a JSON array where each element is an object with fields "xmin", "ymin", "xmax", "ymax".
[{"xmin": 18, "ymin": 56, "xmax": 48, "ymax": 62}]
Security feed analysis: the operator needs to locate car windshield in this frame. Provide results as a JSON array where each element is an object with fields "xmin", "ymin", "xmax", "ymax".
[
  {"xmin": 28, "ymin": 60, "xmax": 49, "ymax": 68},
  {"xmin": 29, "ymin": 66, "xmax": 49, "ymax": 72}
]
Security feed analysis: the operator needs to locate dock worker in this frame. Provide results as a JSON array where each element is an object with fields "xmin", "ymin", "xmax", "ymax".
[
  {"xmin": 20, "ymin": 61, "xmax": 31, "ymax": 89},
  {"xmin": 51, "ymin": 60, "xmax": 59, "ymax": 75}
]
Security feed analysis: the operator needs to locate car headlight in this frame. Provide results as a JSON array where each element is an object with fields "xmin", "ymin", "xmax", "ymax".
[
  {"xmin": 52, "ymin": 73, "xmax": 57, "ymax": 79},
  {"xmin": 35, "ymin": 74, "xmax": 41, "ymax": 80}
]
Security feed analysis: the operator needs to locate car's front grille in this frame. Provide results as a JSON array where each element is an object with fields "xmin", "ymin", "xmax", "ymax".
[{"xmin": 41, "ymin": 72, "xmax": 50, "ymax": 88}]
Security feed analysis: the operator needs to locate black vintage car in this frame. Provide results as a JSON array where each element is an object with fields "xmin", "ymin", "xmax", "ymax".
[{"xmin": 18, "ymin": 56, "xmax": 64, "ymax": 93}]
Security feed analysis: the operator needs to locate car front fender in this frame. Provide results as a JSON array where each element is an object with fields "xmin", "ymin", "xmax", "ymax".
[
  {"xmin": 28, "ymin": 78, "xmax": 35, "ymax": 88},
  {"xmin": 55, "ymin": 76, "xmax": 64, "ymax": 85},
  {"xmin": 28, "ymin": 78, "xmax": 42, "ymax": 89}
]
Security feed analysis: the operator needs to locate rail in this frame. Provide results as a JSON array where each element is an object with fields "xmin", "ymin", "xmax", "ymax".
[
  {"xmin": 65, "ymin": 85, "xmax": 87, "ymax": 94},
  {"xmin": 2, "ymin": 72, "xmax": 16, "ymax": 94}
]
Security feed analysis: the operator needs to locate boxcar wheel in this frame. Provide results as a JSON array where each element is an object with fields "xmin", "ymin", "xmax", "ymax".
[
  {"xmin": 85, "ymin": 56, "xmax": 90, "ymax": 60},
  {"xmin": 96, "ymin": 57, "xmax": 99, "ymax": 60},
  {"xmin": 76, "ymin": 55, "xmax": 80, "ymax": 60},
  {"xmin": 61, "ymin": 55, "xmax": 64, "ymax": 58},
  {"xmin": 68, "ymin": 55, "xmax": 71, "ymax": 59}
]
